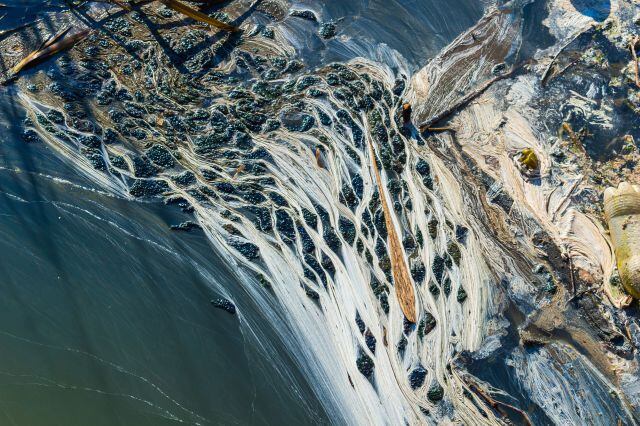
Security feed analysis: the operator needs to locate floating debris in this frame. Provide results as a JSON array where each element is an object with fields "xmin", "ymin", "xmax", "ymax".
[
  {"xmin": 210, "ymin": 297, "xmax": 237, "ymax": 314},
  {"xmin": 518, "ymin": 148, "xmax": 539, "ymax": 171},
  {"xmin": 368, "ymin": 136, "xmax": 416, "ymax": 323},
  {"xmin": 9, "ymin": 27, "xmax": 90, "ymax": 78},
  {"xmin": 604, "ymin": 182, "xmax": 640, "ymax": 299}
]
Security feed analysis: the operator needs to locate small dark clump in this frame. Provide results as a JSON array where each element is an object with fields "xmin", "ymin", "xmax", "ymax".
[
  {"xmin": 364, "ymin": 329, "xmax": 376, "ymax": 354},
  {"xmin": 356, "ymin": 349, "xmax": 374, "ymax": 378},
  {"xmin": 319, "ymin": 22, "xmax": 337, "ymax": 39},
  {"xmin": 409, "ymin": 366, "xmax": 427, "ymax": 389},
  {"xmin": 457, "ymin": 287, "xmax": 468, "ymax": 303},
  {"xmin": 427, "ymin": 383, "xmax": 444, "ymax": 401},
  {"xmin": 170, "ymin": 221, "xmax": 201, "ymax": 231},
  {"xmin": 418, "ymin": 312, "xmax": 437, "ymax": 338},
  {"xmin": 210, "ymin": 298, "xmax": 236, "ymax": 314},
  {"xmin": 290, "ymin": 9, "xmax": 318, "ymax": 22}
]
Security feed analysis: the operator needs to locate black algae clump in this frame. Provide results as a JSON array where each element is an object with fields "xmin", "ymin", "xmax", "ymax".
[
  {"xmin": 305, "ymin": 288, "xmax": 320, "ymax": 300},
  {"xmin": 416, "ymin": 159, "xmax": 433, "ymax": 189},
  {"xmin": 397, "ymin": 336, "xmax": 407, "ymax": 357},
  {"xmin": 210, "ymin": 298, "xmax": 236, "ymax": 315},
  {"xmin": 427, "ymin": 383, "xmax": 444, "ymax": 402},
  {"xmin": 428, "ymin": 282, "xmax": 440, "ymax": 297},
  {"xmin": 356, "ymin": 350, "xmax": 374, "ymax": 378},
  {"xmin": 392, "ymin": 78, "xmax": 406, "ymax": 96},
  {"xmin": 409, "ymin": 366, "xmax": 427, "ymax": 389},
  {"xmin": 443, "ymin": 277, "xmax": 451, "ymax": 296},
  {"xmin": 229, "ymin": 241, "xmax": 260, "ymax": 260},
  {"xmin": 448, "ymin": 240, "xmax": 462, "ymax": 265},
  {"xmin": 456, "ymin": 225, "xmax": 469, "ymax": 244},
  {"xmin": 324, "ymin": 228, "xmax": 342, "ymax": 252},
  {"xmin": 457, "ymin": 287, "xmax": 468, "ymax": 303},
  {"xmin": 338, "ymin": 217, "xmax": 356, "ymax": 245},
  {"xmin": 275, "ymin": 210, "xmax": 296, "ymax": 243},
  {"xmin": 290, "ymin": 9, "xmax": 318, "ymax": 22},
  {"xmin": 418, "ymin": 312, "xmax": 437, "ymax": 338},
  {"xmin": 282, "ymin": 111, "xmax": 315, "ymax": 132},
  {"xmin": 411, "ymin": 261, "xmax": 426, "ymax": 283},
  {"xmin": 147, "ymin": 144, "xmax": 175, "ymax": 168},
  {"xmin": 269, "ymin": 191, "xmax": 288, "ymax": 207},
  {"xmin": 364, "ymin": 330, "xmax": 376, "ymax": 354},
  {"xmin": 403, "ymin": 316, "xmax": 415, "ymax": 334},
  {"xmin": 428, "ymin": 218, "xmax": 438, "ymax": 239},
  {"xmin": 129, "ymin": 180, "xmax": 169, "ymax": 197},
  {"xmin": 319, "ymin": 22, "xmax": 337, "ymax": 39},
  {"xmin": 172, "ymin": 171, "xmax": 196, "ymax": 187},
  {"xmin": 302, "ymin": 208, "xmax": 318, "ymax": 229},
  {"xmin": 132, "ymin": 156, "xmax": 158, "ymax": 177},
  {"xmin": 432, "ymin": 255, "xmax": 445, "ymax": 283},
  {"xmin": 355, "ymin": 312, "xmax": 365, "ymax": 334},
  {"xmin": 22, "ymin": 130, "xmax": 41, "ymax": 143},
  {"xmin": 321, "ymin": 252, "xmax": 336, "ymax": 276},
  {"xmin": 298, "ymin": 225, "xmax": 315, "ymax": 253},
  {"xmin": 170, "ymin": 221, "xmax": 201, "ymax": 231}
]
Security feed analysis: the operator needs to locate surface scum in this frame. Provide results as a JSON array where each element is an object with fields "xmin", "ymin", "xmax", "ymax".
[{"xmin": 1, "ymin": 0, "xmax": 640, "ymax": 424}]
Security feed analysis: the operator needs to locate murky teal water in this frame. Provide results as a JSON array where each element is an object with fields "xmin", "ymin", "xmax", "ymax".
[
  {"xmin": 0, "ymin": 88, "xmax": 329, "ymax": 424},
  {"xmin": 0, "ymin": 0, "xmax": 486, "ymax": 424}
]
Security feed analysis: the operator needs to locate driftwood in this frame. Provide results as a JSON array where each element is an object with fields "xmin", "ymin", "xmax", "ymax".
[
  {"xmin": 630, "ymin": 36, "xmax": 640, "ymax": 89},
  {"xmin": 367, "ymin": 138, "xmax": 416, "ymax": 323},
  {"xmin": 7, "ymin": 27, "xmax": 90, "ymax": 80}
]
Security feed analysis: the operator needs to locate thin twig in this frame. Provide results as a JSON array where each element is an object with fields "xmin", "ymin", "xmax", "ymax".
[
  {"xmin": 417, "ymin": 63, "xmax": 524, "ymax": 131},
  {"xmin": 465, "ymin": 377, "xmax": 533, "ymax": 426},
  {"xmin": 630, "ymin": 36, "xmax": 640, "ymax": 89}
]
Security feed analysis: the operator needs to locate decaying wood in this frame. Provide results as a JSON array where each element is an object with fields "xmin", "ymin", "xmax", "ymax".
[
  {"xmin": 367, "ymin": 137, "xmax": 416, "ymax": 323},
  {"xmin": 630, "ymin": 36, "xmax": 640, "ymax": 89},
  {"xmin": 464, "ymin": 376, "xmax": 533, "ymax": 426},
  {"xmin": 9, "ymin": 28, "xmax": 90, "ymax": 77},
  {"xmin": 424, "ymin": 126, "xmax": 454, "ymax": 133}
]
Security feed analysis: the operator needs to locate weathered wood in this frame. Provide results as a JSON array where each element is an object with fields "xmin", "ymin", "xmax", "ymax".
[{"xmin": 367, "ymin": 137, "xmax": 416, "ymax": 323}]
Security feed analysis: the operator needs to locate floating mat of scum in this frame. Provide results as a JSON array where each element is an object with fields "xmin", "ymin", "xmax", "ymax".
[{"xmin": 3, "ymin": 0, "xmax": 640, "ymax": 424}]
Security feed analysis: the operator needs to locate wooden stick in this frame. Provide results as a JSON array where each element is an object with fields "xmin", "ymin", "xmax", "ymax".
[
  {"xmin": 366, "ymin": 137, "xmax": 416, "ymax": 323},
  {"xmin": 465, "ymin": 376, "xmax": 533, "ymax": 426},
  {"xmin": 10, "ymin": 28, "xmax": 90, "ymax": 76},
  {"xmin": 630, "ymin": 36, "xmax": 640, "ymax": 89}
]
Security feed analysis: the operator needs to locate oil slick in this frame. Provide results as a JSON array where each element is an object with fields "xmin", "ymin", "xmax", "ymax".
[{"xmin": 2, "ymin": 0, "xmax": 640, "ymax": 424}]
